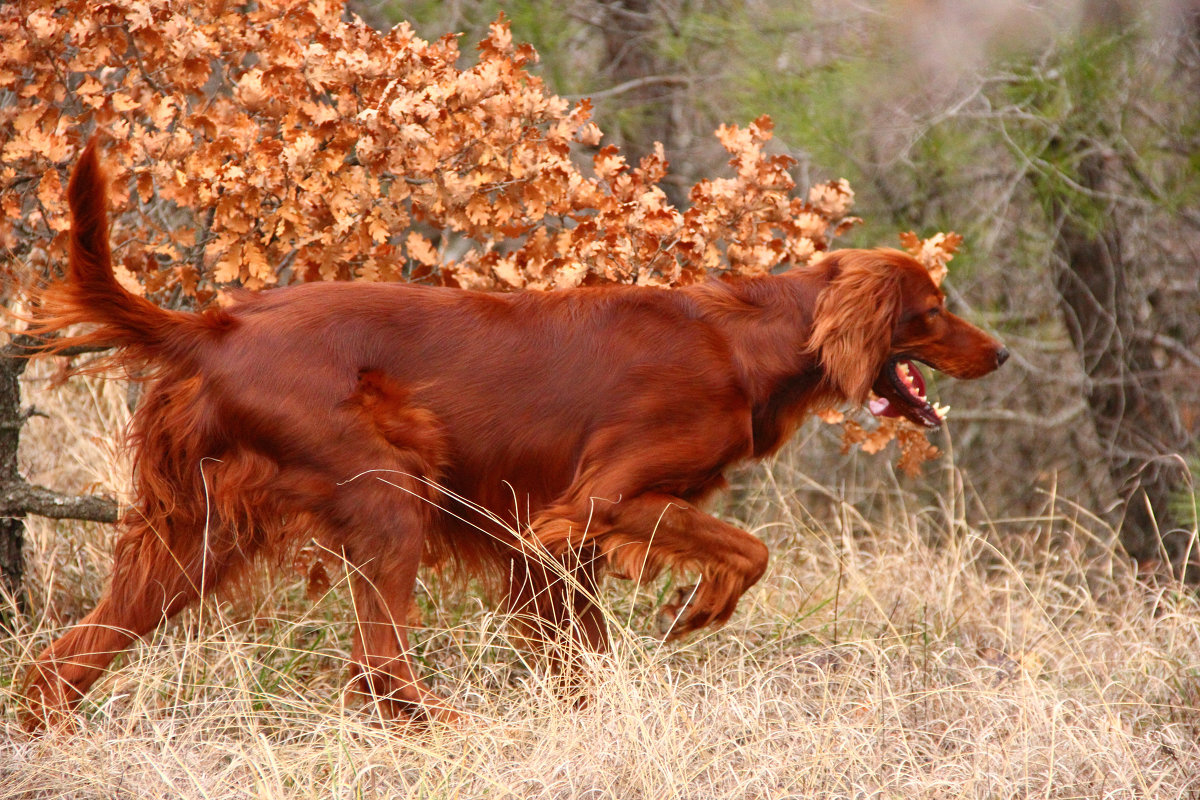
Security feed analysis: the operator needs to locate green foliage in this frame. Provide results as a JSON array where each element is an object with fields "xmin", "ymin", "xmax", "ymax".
[
  {"xmin": 1170, "ymin": 456, "xmax": 1200, "ymax": 533},
  {"xmin": 999, "ymin": 32, "xmax": 1135, "ymax": 233},
  {"xmin": 728, "ymin": 7, "xmax": 998, "ymax": 257},
  {"xmin": 729, "ymin": 5, "xmax": 1200, "ymax": 282}
]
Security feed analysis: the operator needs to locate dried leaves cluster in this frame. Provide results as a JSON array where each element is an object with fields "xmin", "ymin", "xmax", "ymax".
[
  {"xmin": 0, "ymin": 0, "xmax": 954, "ymax": 470},
  {"xmin": 1, "ymin": 0, "xmax": 856, "ymax": 294}
]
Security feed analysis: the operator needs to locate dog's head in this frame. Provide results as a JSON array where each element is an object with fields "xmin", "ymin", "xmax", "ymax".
[{"xmin": 807, "ymin": 248, "xmax": 1008, "ymax": 429}]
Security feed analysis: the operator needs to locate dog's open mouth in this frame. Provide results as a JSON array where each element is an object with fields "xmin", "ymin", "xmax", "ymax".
[{"xmin": 869, "ymin": 359, "xmax": 950, "ymax": 429}]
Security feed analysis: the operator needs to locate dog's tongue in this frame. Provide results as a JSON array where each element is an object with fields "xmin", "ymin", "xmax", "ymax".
[
  {"xmin": 869, "ymin": 396, "xmax": 894, "ymax": 417},
  {"xmin": 869, "ymin": 360, "xmax": 927, "ymax": 418}
]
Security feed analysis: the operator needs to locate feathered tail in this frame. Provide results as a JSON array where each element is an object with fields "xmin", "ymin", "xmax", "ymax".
[{"xmin": 28, "ymin": 139, "xmax": 231, "ymax": 366}]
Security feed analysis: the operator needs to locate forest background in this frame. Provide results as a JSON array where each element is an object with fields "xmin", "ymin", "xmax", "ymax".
[{"xmin": 0, "ymin": 0, "xmax": 1199, "ymax": 797}]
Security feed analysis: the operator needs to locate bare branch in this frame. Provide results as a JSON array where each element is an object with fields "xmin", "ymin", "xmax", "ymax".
[
  {"xmin": 567, "ymin": 75, "xmax": 689, "ymax": 103},
  {"xmin": 1141, "ymin": 331, "xmax": 1200, "ymax": 372},
  {"xmin": 0, "ymin": 480, "xmax": 118, "ymax": 523},
  {"xmin": 948, "ymin": 404, "xmax": 1087, "ymax": 428}
]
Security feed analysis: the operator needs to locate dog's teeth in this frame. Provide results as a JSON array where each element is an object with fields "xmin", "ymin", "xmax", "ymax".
[{"xmin": 933, "ymin": 402, "xmax": 950, "ymax": 419}]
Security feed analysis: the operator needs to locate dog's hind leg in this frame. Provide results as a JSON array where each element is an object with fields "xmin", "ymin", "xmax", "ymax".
[
  {"xmin": 321, "ymin": 466, "xmax": 457, "ymax": 724},
  {"xmin": 21, "ymin": 507, "xmax": 251, "ymax": 730},
  {"xmin": 20, "ymin": 440, "xmax": 290, "ymax": 730},
  {"xmin": 330, "ymin": 370, "xmax": 457, "ymax": 723}
]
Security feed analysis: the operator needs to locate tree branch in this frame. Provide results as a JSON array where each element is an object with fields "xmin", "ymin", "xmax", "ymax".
[
  {"xmin": 0, "ymin": 481, "xmax": 119, "ymax": 523},
  {"xmin": 3, "ymin": 335, "xmax": 112, "ymax": 360},
  {"xmin": 1141, "ymin": 331, "xmax": 1200, "ymax": 372},
  {"xmin": 947, "ymin": 403, "xmax": 1087, "ymax": 428},
  {"xmin": 567, "ymin": 75, "xmax": 689, "ymax": 103}
]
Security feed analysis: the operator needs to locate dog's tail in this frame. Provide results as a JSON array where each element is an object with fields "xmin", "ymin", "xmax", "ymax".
[{"xmin": 29, "ymin": 139, "xmax": 233, "ymax": 365}]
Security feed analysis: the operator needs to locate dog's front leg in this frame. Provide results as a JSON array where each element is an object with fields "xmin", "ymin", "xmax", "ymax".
[{"xmin": 533, "ymin": 492, "xmax": 769, "ymax": 638}]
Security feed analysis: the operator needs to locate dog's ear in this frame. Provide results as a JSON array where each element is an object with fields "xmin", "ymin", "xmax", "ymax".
[{"xmin": 807, "ymin": 253, "xmax": 901, "ymax": 404}]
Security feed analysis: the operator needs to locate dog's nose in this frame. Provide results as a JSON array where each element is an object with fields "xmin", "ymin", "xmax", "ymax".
[{"xmin": 996, "ymin": 347, "xmax": 1010, "ymax": 367}]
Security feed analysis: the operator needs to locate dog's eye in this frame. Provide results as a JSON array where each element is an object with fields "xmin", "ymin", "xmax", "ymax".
[{"xmin": 926, "ymin": 307, "xmax": 941, "ymax": 318}]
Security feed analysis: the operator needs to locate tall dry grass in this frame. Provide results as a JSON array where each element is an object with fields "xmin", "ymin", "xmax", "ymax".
[{"xmin": 2, "ymin": 365, "xmax": 1199, "ymax": 799}]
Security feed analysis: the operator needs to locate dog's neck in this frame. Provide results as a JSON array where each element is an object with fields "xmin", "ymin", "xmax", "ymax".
[{"xmin": 684, "ymin": 262, "xmax": 840, "ymax": 457}]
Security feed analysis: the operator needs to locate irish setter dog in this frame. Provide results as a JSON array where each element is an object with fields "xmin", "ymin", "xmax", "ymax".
[{"xmin": 21, "ymin": 143, "xmax": 1007, "ymax": 728}]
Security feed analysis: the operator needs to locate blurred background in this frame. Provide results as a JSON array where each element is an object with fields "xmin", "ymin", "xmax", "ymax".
[{"xmin": 2, "ymin": 7, "xmax": 1199, "ymax": 793}]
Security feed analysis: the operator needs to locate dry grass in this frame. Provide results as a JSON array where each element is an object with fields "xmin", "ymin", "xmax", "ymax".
[{"xmin": 2, "ymin": 367, "xmax": 1199, "ymax": 799}]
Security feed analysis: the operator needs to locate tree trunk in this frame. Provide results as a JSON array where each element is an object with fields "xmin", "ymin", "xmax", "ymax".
[
  {"xmin": 597, "ymin": 0, "xmax": 687, "ymax": 205},
  {"xmin": 0, "ymin": 337, "xmax": 120, "ymax": 605},
  {"xmin": 0, "ymin": 340, "xmax": 31, "ymax": 600},
  {"xmin": 1049, "ymin": 148, "xmax": 1191, "ymax": 561}
]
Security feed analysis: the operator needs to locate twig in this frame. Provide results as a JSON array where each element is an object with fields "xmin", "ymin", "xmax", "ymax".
[{"xmin": 566, "ymin": 75, "xmax": 689, "ymax": 103}]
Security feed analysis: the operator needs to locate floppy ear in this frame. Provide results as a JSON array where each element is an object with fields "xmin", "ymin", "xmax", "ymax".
[{"xmin": 807, "ymin": 254, "xmax": 901, "ymax": 404}]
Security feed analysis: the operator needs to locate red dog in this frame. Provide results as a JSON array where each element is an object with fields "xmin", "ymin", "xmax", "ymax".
[{"xmin": 22, "ymin": 143, "xmax": 1007, "ymax": 727}]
